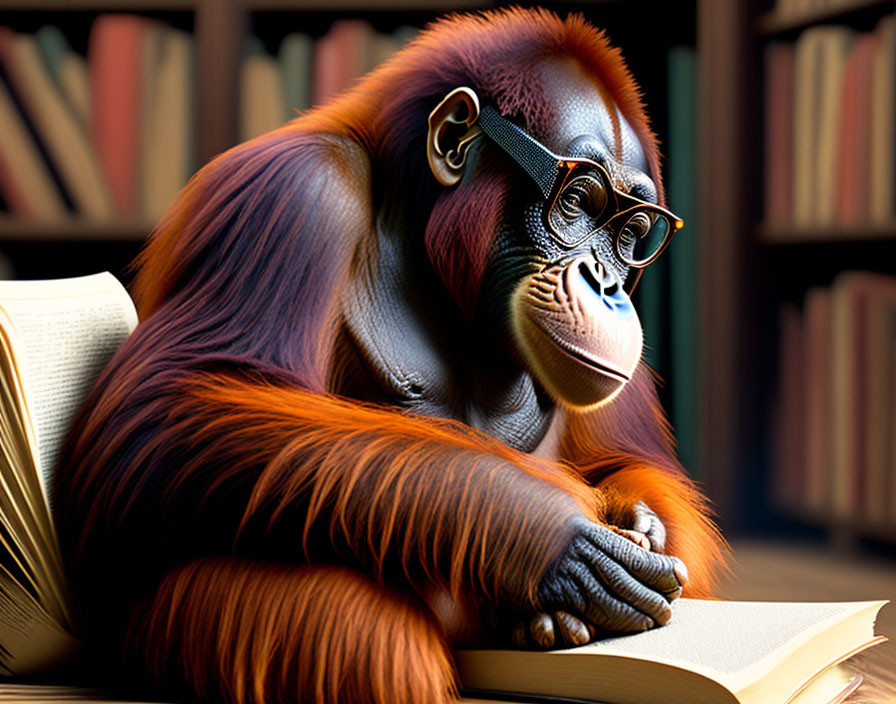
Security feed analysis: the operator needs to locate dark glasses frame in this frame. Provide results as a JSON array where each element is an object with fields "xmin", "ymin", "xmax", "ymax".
[{"xmin": 477, "ymin": 104, "xmax": 683, "ymax": 267}]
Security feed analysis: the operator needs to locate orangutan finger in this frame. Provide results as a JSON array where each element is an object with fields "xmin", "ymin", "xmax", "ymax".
[
  {"xmin": 554, "ymin": 610, "xmax": 591, "ymax": 646},
  {"xmin": 529, "ymin": 612, "xmax": 555, "ymax": 649}
]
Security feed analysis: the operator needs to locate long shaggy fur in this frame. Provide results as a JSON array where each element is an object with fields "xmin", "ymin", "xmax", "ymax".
[
  {"xmin": 129, "ymin": 561, "xmax": 455, "ymax": 704},
  {"xmin": 55, "ymin": 8, "xmax": 726, "ymax": 704}
]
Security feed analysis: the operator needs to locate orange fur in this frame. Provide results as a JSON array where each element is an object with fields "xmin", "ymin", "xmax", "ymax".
[
  {"xmin": 54, "ymin": 10, "xmax": 728, "ymax": 704},
  {"xmin": 130, "ymin": 560, "xmax": 455, "ymax": 704}
]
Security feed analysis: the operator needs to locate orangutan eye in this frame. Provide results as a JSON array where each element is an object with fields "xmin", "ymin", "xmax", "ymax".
[
  {"xmin": 557, "ymin": 187, "xmax": 584, "ymax": 218},
  {"xmin": 617, "ymin": 226, "xmax": 637, "ymax": 258},
  {"xmin": 556, "ymin": 174, "xmax": 608, "ymax": 221},
  {"xmin": 625, "ymin": 212, "xmax": 652, "ymax": 239}
]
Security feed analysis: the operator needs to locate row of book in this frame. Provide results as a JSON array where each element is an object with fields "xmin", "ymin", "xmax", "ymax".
[
  {"xmin": 0, "ymin": 17, "xmax": 194, "ymax": 224},
  {"xmin": 0, "ymin": 16, "xmax": 415, "ymax": 225},
  {"xmin": 240, "ymin": 21, "xmax": 415, "ymax": 142},
  {"xmin": 772, "ymin": 271, "xmax": 896, "ymax": 527},
  {"xmin": 764, "ymin": 16, "xmax": 896, "ymax": 230}
]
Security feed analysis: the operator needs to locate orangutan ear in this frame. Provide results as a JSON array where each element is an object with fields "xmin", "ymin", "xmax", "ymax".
[{"xmin": 427, "ymin": 87, "xmax": 483, "ymax": 187}]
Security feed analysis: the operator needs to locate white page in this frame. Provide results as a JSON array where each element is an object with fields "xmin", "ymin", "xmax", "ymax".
[
  {"xmin": 564, "ymin": 599, "xmax": 874, "ymax": 674},
  {"xmin": 0, "ymin": 273, "xmax": 137, "ymax": 511}
]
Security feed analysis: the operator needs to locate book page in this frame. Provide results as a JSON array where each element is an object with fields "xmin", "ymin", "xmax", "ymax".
[
  {"xmin": 0, "ymin": 566, "xmax": 80, "ymax": 675},
  {"xmin": 566, "ymin": 599, "xmax": 865, "ymax": 674},
  {"xmin": 0, "ymin": 273, "xmax": 137, "ymax": 510},
  {"xmin": 0, "ymin": 684, "xmax": 171, "ymax": 703},
  {"xmin": 0, "ymin": 323, "xmax": 73, "ymax": 624}
]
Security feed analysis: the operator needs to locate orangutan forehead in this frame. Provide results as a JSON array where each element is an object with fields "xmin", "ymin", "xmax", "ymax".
[{"xmin": 535, "ymin": 58, "xmax": 649, "ymax": 175}]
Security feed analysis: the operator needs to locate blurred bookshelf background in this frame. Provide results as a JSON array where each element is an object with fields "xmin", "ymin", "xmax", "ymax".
[
  {"xmin": 747, "ymin": 0, "xmax": 896, "ymax": 561},
  {"xmin": 0, "ymin": 0, "xmax": 895, "ymax": 571}
]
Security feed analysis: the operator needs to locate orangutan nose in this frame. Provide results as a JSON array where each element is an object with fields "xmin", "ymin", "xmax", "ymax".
[{"xmin": 578, "ymin": 258, "xmax": 619, "ymax": 298}]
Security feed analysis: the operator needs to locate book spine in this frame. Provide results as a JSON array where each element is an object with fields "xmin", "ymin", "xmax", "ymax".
[
  {"xmin": 829, "ymin": 273, "xmax": 861, "ymax": 519},
  {"xmin": 240, "ymin": 36, "xmax": 287, "ymax": 142},
  {"xmin": 0, "ymin": 34, "xmax": 71, "ymax": 218},
  {"xmin": 764, "ymin": 43, "xmax": 794, "ymax": 227},
  {"xmin": 89, "ymin": 14, "xmax": 147, "ymax": 218},
  {"xmin": 5, "ymin": 32, "xmax": 113, "ymax": 219},
  {"xmin": 791, "ymin": 29, "xmax": 821, "ymax": 229},
  {"xmin": 814, "ymin": 30, "xmax": 854, "ymax": 227},
  {"xmin": 279, "ymin": 32, "xmax": 312, "ymax": 121},
  {"xmin": 870, "ymin": 17, "xmax": 895, "ymax": 224},
  {"xmin": 803, "ymin": 287, "xmax": 832, "ymax": 514}
]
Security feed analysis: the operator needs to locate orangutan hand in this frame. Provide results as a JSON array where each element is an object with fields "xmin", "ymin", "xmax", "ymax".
[{"xmin": 523, "ymin": 518, "xmax": 687, "ymax": 649}]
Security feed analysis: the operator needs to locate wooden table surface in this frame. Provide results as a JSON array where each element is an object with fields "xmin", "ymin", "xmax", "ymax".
[{"xmin": 720, "ymin": 539, "xmax": 896, "ymax": 704}]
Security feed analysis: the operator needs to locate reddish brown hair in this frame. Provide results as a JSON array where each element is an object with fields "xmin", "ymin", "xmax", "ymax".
[{"xmin": 56, "ymin": 11, "xmax": 725, "ymax": 704}]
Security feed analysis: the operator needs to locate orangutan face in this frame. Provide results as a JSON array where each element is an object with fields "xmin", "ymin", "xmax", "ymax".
[
  {"xmin": 489, "ymin": 60, "xmax": 664, "ymax": 409},
  {"xmin": 427, "ymin": 58, "xmax": 674, "ymax": 410}
]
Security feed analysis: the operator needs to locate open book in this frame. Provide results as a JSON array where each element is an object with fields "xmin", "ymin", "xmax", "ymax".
[
  {"xmin": 0, "ymin": 600, "xmax": 884, "ymax": 704},
  {"xmin": 0, "ymin": 273, "xmax": 137, "ymax": 675},
  {"xmin": 457, "ymin": 598, "xmax": 887, "ymax": 704}
]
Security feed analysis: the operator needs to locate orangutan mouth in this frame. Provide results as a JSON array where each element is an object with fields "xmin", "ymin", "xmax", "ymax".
[{"xmin": 537, "ymin": 324, "xmax": 632, "ymax": 383}]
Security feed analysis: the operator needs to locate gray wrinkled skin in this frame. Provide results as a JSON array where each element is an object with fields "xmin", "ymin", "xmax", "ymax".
[{"xmin": 536, "ymin": 519, "xmax": 685, "ymax": 639}]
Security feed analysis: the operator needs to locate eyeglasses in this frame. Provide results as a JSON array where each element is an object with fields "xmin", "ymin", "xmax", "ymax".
[{"xmin": 476, "ymin": 105, "xmax": 683, "ymax": 267}]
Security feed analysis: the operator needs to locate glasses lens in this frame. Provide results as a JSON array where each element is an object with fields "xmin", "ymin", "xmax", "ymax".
[
  {"xmin": 615, "ymin": 210, "xmax": 671, "ymax": 266},
  {"xmin": 547, "ymin": 168, "xmax": 611, "ymax": 247}
]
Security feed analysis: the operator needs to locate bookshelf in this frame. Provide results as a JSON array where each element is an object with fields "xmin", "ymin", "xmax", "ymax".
[
  {"xmin": 700, "ymin": 0, "xmax": 896, "ymax": 550},
  {"xmin": 0, "ymin": 0, "xmax": 198, "ymax": 277},
  {"xmin": 0, "ymin": 0, "xmax": 197, "ymax": 8}
]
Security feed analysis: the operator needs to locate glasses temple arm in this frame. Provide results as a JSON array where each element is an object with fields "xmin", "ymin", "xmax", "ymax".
[{"xmin": 478, "ymin": 105, "xmax": 561, "ymax": 199}]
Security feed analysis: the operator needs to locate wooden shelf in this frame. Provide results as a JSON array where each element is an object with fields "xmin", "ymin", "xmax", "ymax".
[
  {"xmin": 0, "ymin": 0, "xmax": 490, "ymax": 10},
  {"xmin": 0, "ymin": 220, "xmax": 152, "ymax": 241},
  {"xmin": 0, "ymin": 0, "xmax": 196, "ymax": 8},
  {"xmin": 242, "ymin": 0, "xmax": 487, "ymax": 9},
  {"xmin": 757, "ymin": 0, "xmax": 894, "ymax": 36},
  {"xmin": 758, "ymin": 221, "xmax": 896, "ymax": 244},
  {"xmin": 0, "ymin": 0, "xmax": 646, "ymax": 12}
]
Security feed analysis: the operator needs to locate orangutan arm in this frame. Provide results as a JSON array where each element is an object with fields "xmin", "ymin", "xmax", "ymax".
[{"xmin": 57, "ymin": 361, "xmax": 685, "ymax": 631}]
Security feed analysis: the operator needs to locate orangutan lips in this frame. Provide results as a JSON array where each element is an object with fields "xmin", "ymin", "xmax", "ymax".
[{"xmin": 536, "ymin": 323, "xmax": 632, "ymax": 383}]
